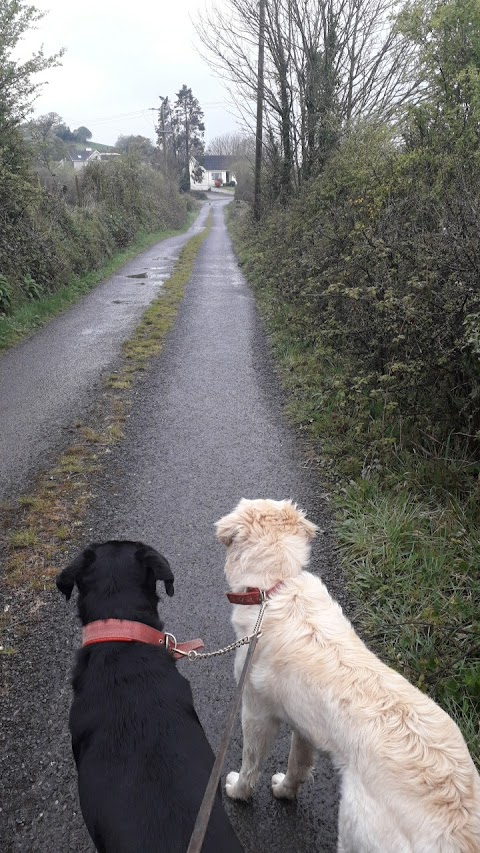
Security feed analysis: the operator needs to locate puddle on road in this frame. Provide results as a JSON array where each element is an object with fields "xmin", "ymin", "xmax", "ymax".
[{"xmin": 127, "ymin": 273, "xmax": 148, "ymax": 279}]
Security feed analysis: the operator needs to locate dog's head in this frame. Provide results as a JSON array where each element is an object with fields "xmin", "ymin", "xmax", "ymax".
[
  {"xmin": 215, "ymin": 498, "xmax": 317, "ymax": 590},
  {"xmin": 56, "ymin": 540, "xmax": 174, "ymax": 626}
]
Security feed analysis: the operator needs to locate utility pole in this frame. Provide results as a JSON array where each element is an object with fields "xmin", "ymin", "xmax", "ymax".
[
  {"xmin": 152, "ymin": 99, "xmax": 173, "ymax": 175},
  {"xmin": 254, "ymin": 0, "xmax": 266, "ymax": 221},
  {"xmin": 185, "ymin": 99, "xmax": 190, "ymax": 192},
  {"xmin": 159, "ymin": 97, "xmax": 167, "ymax": 172}
]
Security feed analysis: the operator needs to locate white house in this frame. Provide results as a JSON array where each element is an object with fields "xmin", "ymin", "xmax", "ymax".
[
  {"xmin": 191, "ymin": 155, "xmax": 238, "ymax": 190},
  {"xmin": 60, "ymin": 149, "xmax": 122, "ymax": 171},
  {"xmin": 64, "ymin": 148, "xmax": 102, "ymax": 171}
]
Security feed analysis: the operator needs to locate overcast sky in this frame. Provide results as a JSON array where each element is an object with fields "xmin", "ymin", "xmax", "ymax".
[{"xmin": 21, "ymin": 0, "xmax": 243, "ymax": 146}]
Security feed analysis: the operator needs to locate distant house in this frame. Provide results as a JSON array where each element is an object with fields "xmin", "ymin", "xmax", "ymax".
[
  {"xmin": 60, "ymin": 148, "xmax": 121, "ymax": 171},
  {"xmin": 191, "ymin": 155, "xmax": 238, "ymax": 190},
  {"xmin": 62, "ymin": 148, "xmax": 102, "ymax": 171}
]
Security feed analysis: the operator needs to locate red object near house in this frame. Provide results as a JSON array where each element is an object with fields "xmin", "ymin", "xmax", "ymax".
[{"xmin": 214, "ymin": 179, "xmax": 223, "ymax": 187}]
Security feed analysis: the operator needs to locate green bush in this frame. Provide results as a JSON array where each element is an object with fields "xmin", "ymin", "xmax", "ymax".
[
  {"xmin": 0, "ymin": 275, "xmax": 13, "ymax": 314},
  {"xmin": 0, "ymin": 142, "xmax": 188, "ymax": 317},
  {"xmin": 235, "ymin": 125, "xmax": 480, "ymax": 456}
]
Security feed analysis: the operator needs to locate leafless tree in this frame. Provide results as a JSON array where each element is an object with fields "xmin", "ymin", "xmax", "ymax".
[
  {"xmin": 206, "ymin": 131, "xmax": 254, "ymax": 156},
  {"xmin": 196, "ymin": 0, "xmax": 420, "ymax": 199}
]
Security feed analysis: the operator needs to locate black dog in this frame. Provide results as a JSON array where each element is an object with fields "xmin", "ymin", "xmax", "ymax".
[{"xmin": 57, "ymin": 540, "xmax": 244, "ymax": 853}]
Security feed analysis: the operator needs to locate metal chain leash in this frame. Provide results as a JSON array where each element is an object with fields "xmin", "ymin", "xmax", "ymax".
[{"xmin": 174, "ymin": 596, "xmax": 269, "ymax": 662}]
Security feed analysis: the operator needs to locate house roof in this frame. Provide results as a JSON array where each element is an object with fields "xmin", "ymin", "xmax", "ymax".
[
  {"xmin": 68, "ymin": 148, "xmax": 98, "ymax": 162},
  {"xmin": 202, "ymin": 155, "xmax": 238, "ymax": 171}
]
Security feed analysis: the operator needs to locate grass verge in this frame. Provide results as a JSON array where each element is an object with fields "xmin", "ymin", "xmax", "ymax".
[
  {"xmin": 227, "ymin": 204, "xmax": 480, "ymax": 768},
  {"xmin": 0, "ymin": 210, "xmax": 199, "ymax": 353},
  {"xmin": 0, "ymin": 213, "xmax": 212, "ymax": 651}
]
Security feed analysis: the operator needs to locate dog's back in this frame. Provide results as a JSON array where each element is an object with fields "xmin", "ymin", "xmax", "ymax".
[
  {"xmin": 71, "ymin": 642, "xmax": 241, "ymax": 853},
  {"xmin": 57, "ymin": 540, "xmax": 243, "ymax": 853},
  {"xmin": 264, "ymin": 572, "xmax": 480, "ymax": 852}
]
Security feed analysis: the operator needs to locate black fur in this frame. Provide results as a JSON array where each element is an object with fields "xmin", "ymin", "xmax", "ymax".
[{"xmin": 57, "ymin": 540, "xmax": 243, "ymax": 853}]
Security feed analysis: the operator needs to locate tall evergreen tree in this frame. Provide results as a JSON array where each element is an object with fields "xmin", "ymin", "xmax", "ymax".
[{"xmin": 171, "ymin": 85, "xmax": 205, "ymax": 191}]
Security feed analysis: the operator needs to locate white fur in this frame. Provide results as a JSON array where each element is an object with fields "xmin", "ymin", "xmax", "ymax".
[{"xmin": 216, "ymin": 498, "xmax": 480, "ymax": 853}]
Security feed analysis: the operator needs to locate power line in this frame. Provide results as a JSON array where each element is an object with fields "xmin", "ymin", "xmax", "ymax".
[{"xmin": 62, "ymin": 109, "xmax": 152, "ymax": 126}]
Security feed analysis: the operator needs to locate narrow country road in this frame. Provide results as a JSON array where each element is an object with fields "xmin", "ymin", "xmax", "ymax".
[
  {"xmin": 1, "ymin": 197, "xmax": 343, "ymax": 852},
  {"xmin": 0, "ymin": 205, "xmax": 210, "ymax": 502}
]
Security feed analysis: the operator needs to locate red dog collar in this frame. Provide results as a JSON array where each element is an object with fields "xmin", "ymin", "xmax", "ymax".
[
  {"xmin": 226, "ymin": 582, "xmax": 283, "ymax": 605},
  {"xmin": 82, "ymin": 619, "xmax": 204, "ymax": 660}
]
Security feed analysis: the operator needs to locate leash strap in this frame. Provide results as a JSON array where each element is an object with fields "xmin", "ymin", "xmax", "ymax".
[
  {"xmin": 82, "ymin": 619, "xmax": 204, "ymax": 660},
  {"xmin": 186, "ymin": 598, "xmax": 267, "ymax": 853}
]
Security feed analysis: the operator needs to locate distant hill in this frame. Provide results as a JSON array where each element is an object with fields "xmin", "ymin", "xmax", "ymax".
[{"xmin": 73, "ymin": 141, "xmax": 119, "ymax": 153}]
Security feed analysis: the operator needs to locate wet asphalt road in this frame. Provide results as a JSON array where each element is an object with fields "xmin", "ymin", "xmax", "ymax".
[
  {"xmin": 1, "ymin": 197, "xmax": 342, "ymax": 852},
  {"xmin": 0, "ymin": 206, "xmax": 210, "ymax": 502}
]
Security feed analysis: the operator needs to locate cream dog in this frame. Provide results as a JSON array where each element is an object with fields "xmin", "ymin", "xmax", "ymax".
[{"xmin": 216, "ymin": 498, "xmax": 480, "ymax": 853}]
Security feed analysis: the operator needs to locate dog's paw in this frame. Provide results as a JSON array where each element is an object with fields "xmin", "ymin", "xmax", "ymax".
[
  {"xmin": 225, "ymin": 771, "xmax": 250, "ymax": 801},
  {"xmin": 272, "ymin": 772, "xmax": 296, "ymax": 800}
]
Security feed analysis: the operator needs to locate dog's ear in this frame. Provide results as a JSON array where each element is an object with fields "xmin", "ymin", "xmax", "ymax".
[
  {"xmin": 215, "ymin": 513, "xmax": 240, "ymax": 546},
  {"xmin": 56, "ymin": 546, "xmax": 96, "ymax": 601},
  {"xmin": 142, "ymin": 546, "xmax": 174, "ymax": 597}
]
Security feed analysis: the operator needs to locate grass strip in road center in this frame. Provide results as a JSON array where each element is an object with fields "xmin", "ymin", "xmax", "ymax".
[{"xmin": 0, "ymin": 213, "xmax": 212, "ymax": 651}]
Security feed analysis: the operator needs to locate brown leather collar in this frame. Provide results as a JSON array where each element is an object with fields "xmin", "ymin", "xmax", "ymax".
[
  {"xmin": 226, "ymin": 582, "xmax": 283, "ymax": 605},
  {"xmin": 82, "ymin": 619, "xmax": 204, "ymax": 660}
]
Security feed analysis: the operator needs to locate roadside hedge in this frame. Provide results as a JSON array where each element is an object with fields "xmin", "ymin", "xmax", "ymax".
[
  {"xmin": 238, "ymin": 125, "xmax": 480, "ymax": 460},
  {"xmin": 0, "ymin": 143, "xmax": 189, "ymax": 313}
]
